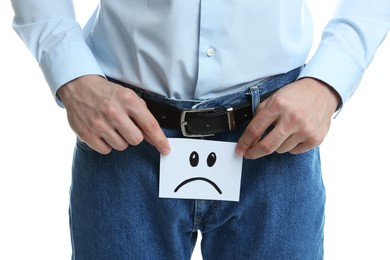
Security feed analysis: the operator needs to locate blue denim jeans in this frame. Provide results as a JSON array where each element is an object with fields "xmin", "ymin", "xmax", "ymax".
[{"xmin": 69, "ymin": 67, "xmax": 325, "ymax": 259}]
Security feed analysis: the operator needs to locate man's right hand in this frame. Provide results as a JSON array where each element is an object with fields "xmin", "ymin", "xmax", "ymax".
[{"xmin": 57, "ymin": 75, "xmax": 171, "ymax": 155}]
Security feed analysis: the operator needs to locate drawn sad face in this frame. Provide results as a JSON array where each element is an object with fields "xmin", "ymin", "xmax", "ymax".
[
  {"xmin": 174, "ymin": 151, "xmax": 222, "ymax": 194},
  {"xmin": 159, "ymin": 138, "xmax": 243, "ymax": 201}
]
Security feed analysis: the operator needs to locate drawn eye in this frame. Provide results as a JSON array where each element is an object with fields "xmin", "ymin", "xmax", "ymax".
[
  {"xmin": 207, "ymin": 152, "xmax": 217, "ymax": 167},
  {"xmin": 189, "ymin": 151, "xmax": 199, "ymax": 167}
]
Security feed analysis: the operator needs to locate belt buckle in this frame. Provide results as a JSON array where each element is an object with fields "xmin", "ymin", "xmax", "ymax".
[{"xmin": 180, "ymin": 108, "xmax": 216, "ymax": 137}]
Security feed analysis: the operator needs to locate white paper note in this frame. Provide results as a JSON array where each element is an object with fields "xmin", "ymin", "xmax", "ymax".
[{"xmin": 159, "ymin": 138, "xmax": 243, "ymax": 201}]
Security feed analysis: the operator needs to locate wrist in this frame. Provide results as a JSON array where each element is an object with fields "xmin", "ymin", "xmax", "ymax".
[
  {"xmin": 57, "ymin": 75, "xmax": 104, "ymax": 105},
  {"xmin": 300, "ymin": 77, "xmax": 341, "ymax": 112}
]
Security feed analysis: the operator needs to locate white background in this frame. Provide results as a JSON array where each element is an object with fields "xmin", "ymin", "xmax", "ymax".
[{"xmin": 1, "ymin": 1, "xmax": 389, "ymax": 259}]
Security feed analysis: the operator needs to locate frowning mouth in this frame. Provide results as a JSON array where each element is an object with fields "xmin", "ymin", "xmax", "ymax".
[{"xmin": 174, "ymin": 177, "xmax": 222, "ymax": 194}]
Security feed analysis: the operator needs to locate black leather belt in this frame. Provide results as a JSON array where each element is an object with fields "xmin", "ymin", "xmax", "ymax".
[
  {"xmin": 146, "ymin": 98, "xmax": 253, "ymax": 137},
  {"xmin": 108, "ymin": 77, "xmax": 276, "ymax": 137},
  {"xmin": 146, "ymin": 89, "xmax": 278, "ymax": 137}
]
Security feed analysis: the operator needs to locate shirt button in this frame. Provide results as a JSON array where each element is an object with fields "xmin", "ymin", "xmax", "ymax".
[{"xmin": 206, "ymin": 47, "xmax": 215, "ymax": 57}]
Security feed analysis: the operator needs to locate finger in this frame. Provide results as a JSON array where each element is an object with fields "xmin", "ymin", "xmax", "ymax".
[
  {"xmin": 76, "ymin": 116, "xmax": 130, "ymax": 153},
  {"xmin": 287, "ymin": 131, "xmax": 325, "ymax": 155},
  {"xmin": 288, "ymin": 142, "xmax": 313, "ymax": 155},
  {"xmin": 74, "ymin": 121, "xmax": 114, "ymax": 154},
  {"xmin": 102, "ymin": 129, "xmax": 131, "ymax": 152},
  {"xmin": 275, "ymin": 134, "xmax": 303, "ymax": 154},
  {"xmin": 115, "ymin": 118, "xmax": 145, "ymax": 146},
  {"xmin": 143, "ymin": 130, "xmax": 171, "ymax": 157},
  {"xmin": 140, "ymin": 116, "xmax": 170, "ymax": 155},
  {"xmin": 277, "ymin": 125, "xmax": 326, "ymax": 155},
  {"xmin": 235, "ymin": 112, "xmax": 275, "ymax": 156},
  {"xmin": 127, "ymin": 97, "xmax": 170, "ymax": 155},
  {"xmin": 243, "ymin": 124, "xmax": 290, "ymax": 159},
  {"xmin": 80, "ymin": 116, "xmax": 132, "ymax": 153},
  {"xmin": 81, "ymin": 136, "xmax": 113, "ymax": 155}
]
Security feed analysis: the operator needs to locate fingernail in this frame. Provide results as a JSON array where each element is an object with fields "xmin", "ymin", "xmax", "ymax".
[
  {"xmin": 235, "ymin": 147, "xmax": 245, "ymax": 157},
  {"xmin": 161, "ymin": 147, "xmax": 171, "ymax": 156}
]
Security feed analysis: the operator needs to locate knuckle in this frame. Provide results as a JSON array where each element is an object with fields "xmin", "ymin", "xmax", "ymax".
[
  {"xmin": 258, "ymin": 141, "xmax": 275, "ymax": 155},
  {"xmin": 311, "ymin": 133, "xmax": 325, "ymax": 147},
  {"xmin": 288, "ymin": 111, "xmax": 305, "ymax": 126},
  {"xmin": 130, "ymin": 135, "xmax": 144, "ymax": 146},
  {"xmin": 76, "ymin": 127, "xmax": 89, "ymax": 140},
  {"xmin": 245, "ymin": 123, "xmax": 261, "ymax": 139},
  {"xmin": 144, "ymin": 119, "xmax": 160, "ymax": 134},
  {"xmin": 301, "ymin": 127, "xmax": 324, "ymax": 147},
  {"xmin": 99, "ymin": 147, "xmax": 112, "ymax": 155},
  {"xmin": 271, "ymin": 94, "xmax": 289, "ymax": 110},
  {"xmin": 245, "ymin": 153, "xmax": 258, "ymax": 160},
  {"xmin": 116, "ymin": 143, "xmax": 129, "ymax": 152},
  {"xmin": 300, "ymin": 124, "xmax": 314, "ymax": 137},
  {"xmin": 101, "ymin": 102, "xmax": 119, "ymax": 119},
  {"xmin": 238, "ymin": 138, "xmax": 250, "ymax": 148},
  {"xmin": 303, "ymin": 126, "xmax": 317, "ymax": 140},
  {"xmin": 125, "ymin": 129, "xmax": 144, "ymax": 146},
  {"xmin": 89, "ymin": 119, "xmax": 106, "ymax": 133},
  {"xmin": 121, "ymin": 89, "xmax": 139, "ymax": 104}
]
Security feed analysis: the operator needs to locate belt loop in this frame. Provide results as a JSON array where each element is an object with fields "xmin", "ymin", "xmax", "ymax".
[
  {"xmin": 226, "ymin": 107, "xmax": 236, "ymax": 131},
  {"xmin": 249, "ymin": 86, "xmax": 261, "ymax": 115}
]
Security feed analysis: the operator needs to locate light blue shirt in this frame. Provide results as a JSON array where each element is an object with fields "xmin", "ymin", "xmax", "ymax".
[{"xmin": 11, "ymin": 0, "xmax": 390, "ymax": 106}]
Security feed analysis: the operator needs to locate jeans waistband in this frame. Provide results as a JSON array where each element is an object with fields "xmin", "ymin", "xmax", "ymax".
[
  {"xmin": 109, "ymin": 66, "xmax": 302, "ymax": 137},
  {"xmin": 109, "ymin": 66, "xmax": 303, "ymax": 111}
]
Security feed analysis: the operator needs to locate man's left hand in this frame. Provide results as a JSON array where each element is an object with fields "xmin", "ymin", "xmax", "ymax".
[{"xmin": 235, "ymin": 78, "xmax": 340, "ymax": 159}]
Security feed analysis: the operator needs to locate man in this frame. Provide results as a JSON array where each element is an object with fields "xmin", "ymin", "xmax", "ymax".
[{"xmin": 11, "ymin": 0, "xmax": 389, "ymax": 259}]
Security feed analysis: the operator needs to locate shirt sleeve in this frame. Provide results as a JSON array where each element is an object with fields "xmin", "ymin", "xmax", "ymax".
[
  {"xmin": 299, "ymin": 0, "xmax": 390, "ymax": 107},
  {"xmin": 11, "ymin": 0, "xmax": 104, "ymax": 106}
]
